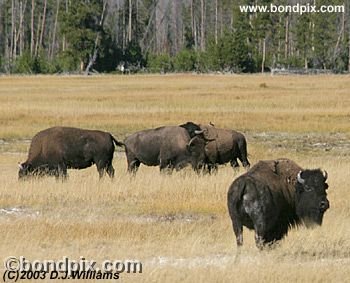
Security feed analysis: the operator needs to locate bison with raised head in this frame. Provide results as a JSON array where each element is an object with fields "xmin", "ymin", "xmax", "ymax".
[
  {"xmin": 180, "ymin": 122, "xmax": 250, "ymax": 173},
  {"xmin": 18, "ymin": 127, "xmax": 124, "ymax": 180},
  {"xmin": 123, "ymin": 126, "xmax": 206, "ymax": 174},
  {"xmin": 227, "ymin": 158, "xmax": 329, "ymax": 249}
]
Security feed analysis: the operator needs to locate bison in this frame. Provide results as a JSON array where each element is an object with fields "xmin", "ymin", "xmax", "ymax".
[
  {"xmin": 180, "ymin": 122, "xmax": 250, "ymax": 173},
  {"xmin": 227, "ymin": 158, "xmax": 329, "ymax": 249},
  {"xmin": 123, "ymin": 126, "xmax": 206, "ymax": 174},
  {"xmin": 18, "ymin": 127, "xmax": 124, "ymax": 179}
]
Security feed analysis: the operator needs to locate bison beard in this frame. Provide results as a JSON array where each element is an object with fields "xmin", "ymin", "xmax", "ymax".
[
  {"xmin": 18, "ymin": 127, "xmax": 124, "ymax": 180},
  {"xmin": 227, "ymin": 158, "xmax": 329, "ymax": 249}
]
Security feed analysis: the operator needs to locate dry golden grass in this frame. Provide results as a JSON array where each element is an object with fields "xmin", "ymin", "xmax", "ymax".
[
  {"xmin": 0, "ymin": 74, "xmax": 350, "ymax": 282},
  {"xmin": 1, "ymin": 74, "xmax": 350, "ymax": 139}
]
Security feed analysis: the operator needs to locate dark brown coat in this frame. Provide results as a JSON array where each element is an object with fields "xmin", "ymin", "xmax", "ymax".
[
  {"xmin": 19, "ymin": 127, "xmax": 123, "ymax": 179},
  {"xmin": 123, "ymin": 126, "xmax": 206, "ymax": 174},
  {"xmin": 227, "ymin": 158, "xmax": 329, "ymax": 248},
  {"xmin": 201, "ymin": 125, "xmax": 250, "ymax": 169}
]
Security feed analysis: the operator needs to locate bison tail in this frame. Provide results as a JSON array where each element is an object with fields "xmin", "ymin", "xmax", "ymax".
[{"xmin": 111, "ymin": 135, "xmax": 125, "ymax": 147}]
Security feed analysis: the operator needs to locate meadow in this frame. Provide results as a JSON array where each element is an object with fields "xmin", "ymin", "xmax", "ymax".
[{"xmin": 0, "ymin": 74, "xmax": 349, "ymax": 282}]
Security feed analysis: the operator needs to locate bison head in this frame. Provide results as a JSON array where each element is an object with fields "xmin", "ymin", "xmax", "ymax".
[
  {"xmin": 295, "ymin": 169, "xmax": 329, "ymax": 226},
  {"xmin": 179, "ymin": 122, "xmax": 201, "ymax": 138},
  {"xmin": 18, "ymin": 162, "xmax": 32, "ymax": 179},
  {"xmin": 187, "ymin": 136, "xmax": 207, "ymax": 172}
]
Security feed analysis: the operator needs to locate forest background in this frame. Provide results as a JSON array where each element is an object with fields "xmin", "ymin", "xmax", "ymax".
[{"xmin": 0, "ymin": 0, "xmax": 349, "ymax": 74}]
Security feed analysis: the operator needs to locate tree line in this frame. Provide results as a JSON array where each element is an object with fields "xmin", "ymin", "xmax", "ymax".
[{"xmin": 0, "ymin": 0, "xmax": 349, "ymax": 74}]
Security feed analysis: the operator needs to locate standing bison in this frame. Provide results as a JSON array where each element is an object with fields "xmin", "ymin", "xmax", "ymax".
[
  {"xmin": 18, "ymin": 127, "xmax": 124, "ymax": 179},
  {"xmin": 123, "ymin": 126, "xmax": 206, "ymax": 174},
  {"xmin": 180, "ymin": 122, "xmax": 250, "ymax": 172},
  {"xmin": 227, "ymin": 158, "xmax": 329, "ymax": 249}
]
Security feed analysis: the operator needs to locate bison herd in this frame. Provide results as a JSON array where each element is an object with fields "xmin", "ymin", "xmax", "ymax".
[{"xmin": 18, "ymin": 123, "xmax": 330, "ymax": 249}]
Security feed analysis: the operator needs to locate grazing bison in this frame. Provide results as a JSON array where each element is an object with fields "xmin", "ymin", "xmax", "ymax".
[
  {"xmin": 227, "ymin": 158, "xmax": 329, "ymax": 249},
  {"xmin": 123, "ymin": 126, "xmax": 206, "ymax": 174},
  {"xmin": 18, "ymin": 127, "xmax": 124, "ymax": 179},
  {"xmin": 180, "ymin": 122, "xmax": 250, "ymax": 173}
]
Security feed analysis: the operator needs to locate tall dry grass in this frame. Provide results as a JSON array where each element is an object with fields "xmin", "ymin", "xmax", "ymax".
[{"xmin": 0, "ymin": 74, "xmax": 350, "ymax": 282}]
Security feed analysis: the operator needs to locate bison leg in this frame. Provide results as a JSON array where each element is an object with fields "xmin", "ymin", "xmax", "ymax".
[
  {"xmin": 238, "ymin": 157, "xmax": 250, "ymax": 169},
  {"xmin": 230, "ymin": 159, "xmax": 240, "ymax": 169},
  {"xmin": 106, "ymin": 163, "xmax": 115, "ymax": 178},
  {"xmin": 160, "ymin": 159, "xmax": 174, "ymax": 173},
  {"xmin": 128, "ymin": 160, "xmax": 140, "ymax": 175},
  {"xmin": 174, "ymin": 161, "xmax": 188, "ymax": 171},
  {"xmin": 232, "ymin": 220, "xmax": 243, "ymax": 247},
  {"xmin": 249, "ymin": 211, "xmax": 269, "ymax": 249},
  {"xmin": 98, "ymin": 168, "xmax": 105, "ymax": 178},
  {"xmin": 231, "ymin": 217, "xmax": 244, "ymax": 247},
  {"xmin": 254, "ymin": 233, "xmax": 265, "ymax": 250},
  {"xmin": 207, "ymin": 163, "xmax": 218, "ymax": 174},
  {"xmin": 55, "ymin": 164, "xmax": 68, "ymax": 181},
  {"xmin": 96, "ymin": 161, "xmax": 109, "ymax": 178},
  {"xmin": 227, "ymin": 194, "xmax": 244, "ymax": 247}
]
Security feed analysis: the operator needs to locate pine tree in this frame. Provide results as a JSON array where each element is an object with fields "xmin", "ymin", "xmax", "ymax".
[{"xmin": 60, "ymin": 0, "xmax": 104, "ymax": 72}]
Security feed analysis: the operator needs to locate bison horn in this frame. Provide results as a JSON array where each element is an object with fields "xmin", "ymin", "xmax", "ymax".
[
  {"xmin": 209, "ymin": 121, "xmax": 215, "ymax": 126},
  {"xmin": 297, "ymin": 171, "xmax": 305, "ymax": 184},
  {"xmin": 323, "ymin": 170, "xmax": 328, "ymax": 181},
  {"xmin": 194, "ymin": 130, "xmax": 204, "ymax": 135},
  {"xmin": 18, "ymin": 163, "xmax": 24, "ymax": 170},
  {"xmin": 188, "ymin": 137, "xmax": 196, "ymax": 147}
]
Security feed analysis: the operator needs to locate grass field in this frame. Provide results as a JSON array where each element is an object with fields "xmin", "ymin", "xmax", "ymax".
[{"xmin": 0, "ymin": 74, "xmax": 350, "ymax": 282}]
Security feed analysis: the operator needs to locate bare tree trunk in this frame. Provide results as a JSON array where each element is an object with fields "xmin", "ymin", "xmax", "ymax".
[
  {"xmin": 215, "ymin": 0, "xmax": 218, "ymax": 44},
  {"xmin": 34, "ymin": 12, "xmax": 41, "ymax": 57},
  {"xmin": 155, "ymin": 0, "xmax": 169, "ymax": 54},
  {"xmin": 13, "ymin": 24, "xmax": 17, "ymax": 61},
  {"xmin": 15, "ymin": 0, "xmax": 27, "ymax": 58},
  {"xmin": 122, "ymin": 4, "xmax": 126, "ymax": 50},
  {"xmin": 220, "ymin": 1, "xmax": 223, "ymax": 38},
  {"xmin": 10, "ymin": 0, "xmax": 14, "ymax": 61},
  {"xmin": 284, "ymin": 14, "xmax": 289, "ymax": 60},
  {"xmin": 304, "ymin": 57, "xmax": 308, "ymax": 69},
  {"xmin": 20, "ymin": 0, "xmax": 26, "ymax": 57},
  {"xmin": 51, "ymin": 0, "xmax": 60, "ymax": 59},
  {"xmin": 38, "ymin": 0, "xmax": 47, "ymax": 54},
  {"xmin": 262, "ymin": 37, "xmax": 266, "ymax": 73},
  {"xmin": 31, "ymin": 0, "xmax": 34, "ymax": 56},
  {"xmin": 128, "ymin": 0, "xmax": 132, "ymax": 42},
  {"xmin": 334, "ymin": 11, "xmax": 345, "ymax": 61},
  {"xmin": 277, "ymin": 15, "xmax": 281, "ymax": 62},
  {"xmin": 194, "ymin": 18, "xmax": 197, "ymax": 50},
  {"xmin": 171, "ymin": 1, "xmax": 179, "ymax": 54},
  {"xmin": 136, "ymin": 0, "xmax": 138, "ymax": 40},
  {"xmin": 311, "ymin": 0, "xmax": 315, "ymax": 53},
  {"xmin": 85, "ymin": 0, "xmax": 108, "ymax": 75},
  {"xmin": 191, "ymin": 0, "xmax": 197, "ymax": 50},
  {"xmin": 191, "ymin": 0, "xmax": 194, "ymax": 39},
  {"xmin": 140, "ymin": 0, "xmax": 157, "ymax": 52},
  {"xmin": 18, "ymin": 0, "xmax": 22, "ymax": 57},
  {"xmin": 62, "ymin": 0, "xmax": 68, "ymax": 51},
  {"xmin": 200, "ymin": 0, "xmax": 205, "ymax": 51}
]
